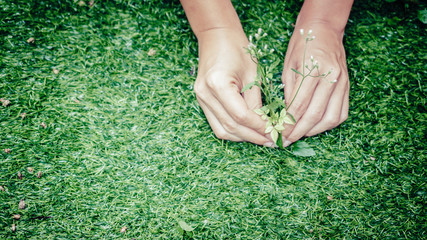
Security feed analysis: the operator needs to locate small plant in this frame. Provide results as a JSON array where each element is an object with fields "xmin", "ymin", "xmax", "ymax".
[{"xmin": 242, "ymin": 28, "xmax": 332, "ymax": 150}]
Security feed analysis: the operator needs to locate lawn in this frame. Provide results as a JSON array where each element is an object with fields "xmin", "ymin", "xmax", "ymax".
[{"xmin": 1, "ymin": 0, "xmax": 426, "ymax": 239}]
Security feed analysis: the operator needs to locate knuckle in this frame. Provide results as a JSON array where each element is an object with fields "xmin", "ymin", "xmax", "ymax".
[
  {"xmin": 280, "ymin": 74, "xmax": 287, "ymax": 83},
  {"xmin": 205, "ymin": 75, "xmax": 217, "ymax": 89},
  {"xmin": 323, "ymin": 113, "xmax": 346, "ymax": 128},
  {"xmin": 194, "ymin": 71, "xmax": 227, "ymax": 97},
  {"xmin": 222, "ymin": 120, "xmax": 239, "ymax": 134},
  {"xmin": 205, "ymin": 71, "xmax": 227, "ymax": 90},
  {"xmin": 329, "ymin": 72, "xmax": 342, "ymax": 83},
  {"xmin": 305, "ymin": 109, "xmax": 323, "ymax": 123},
  {"xmin": 232, "ymin": 111, "xmax": 249, "ymax": 124},
  {"xmin": 193, "ymin": 79, "xmax": 205, "ymax": 97},
  {"xmin": 325, "ymin": 110, "xmax": 349, "ymax": 127},
  {"xmin": 325, "ymin": 117, "xmax": 340, "ymax": 127},
  {"xmin": 290, "ymin": 101, "xmax": 308, "ymax": 118},
  {"xmin": 214, "ymin": 130, "xmax": 228, "ymax": 140}
]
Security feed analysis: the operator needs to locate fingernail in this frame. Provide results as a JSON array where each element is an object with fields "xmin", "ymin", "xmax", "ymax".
[
  {"xmin": 263, "ymin": 142, "xmax": 277, "ymax": 148},
  {"xmin": 283, "ymin": 140, "xmax": 292, "ymax": 148}
]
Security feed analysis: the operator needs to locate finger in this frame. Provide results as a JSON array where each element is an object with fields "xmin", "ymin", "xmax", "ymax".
[
  {"xmin": 281, "ymin": 70, "xmax": 320, "ymax": 139},
  {"xmin": 198, "ymin": 99, "xmax": 243, "ymax": 142},
  {"xmin": 285, "ymin": 76, "xmax": 339, "ymax": 143},
  {"xmin": 242, "ymin": 78, "xmax": 263, "ymax": 110},
  {"xmin": 208, "ymin": 76, "xmax": 268, "ymax": 135},
  {"xmin": 306, "ymin": 69, "xmax": 349, "ymax": 136},
  {"xmin": 196, "ymin": 94, "xmax": 271, "ymax": 145},
  {"xmin": 242, "ymin": 87, "xmax": 275, "ymax": 142},
  {"xmin": 241, "ymin": 71, "xmax": 275, "ymax": 142},
  {"xmin": 282, "ymin": 65, "xmax": 297, "ymax": 106},
  {"xmin": 340, "ymin": 83, "xmax": 349, "ymax": 121},
  {"xmin": 280, "ymin": 61, "xmax": 298, "ymax": 143}
]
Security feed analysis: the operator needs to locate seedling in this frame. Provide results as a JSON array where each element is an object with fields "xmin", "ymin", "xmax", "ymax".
[{"xmin": 242, "ymin": 28, "xmax": 332, "ymax": 151}]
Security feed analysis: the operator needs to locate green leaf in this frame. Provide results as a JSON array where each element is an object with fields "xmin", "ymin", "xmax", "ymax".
[
  {"xmin": 418, "ymin": 9, "xmax": 427, "ymax": 24},
  {"xmin": 241, "ymin": 81, "xmax": 257, "ymax": 93},
  {"xmin": 283, "ymin": 115, "xmax": 294, "ymax": 125},
  {"xmin": 270, "ymin": 129, "xmax": 279, "ymax": 143},
  {"xmin": 280, "ymin": 108, "xmax": 287, "ymax": 118},
  {"xmin": 291, "ymin": 68, "xmax": 303, "ymax": 76},
  {"xmin": 268, "ymin": 98, "xmax": 285, "ymax": 112},
  {"xmin": 274, "ymin": 124, "xmax": 285, "ymax": 131},
  {"xmin": 257, "ymin": 65, "xmax": 263, "ymax": 79},
  {"xmin": 177, "ymin": 219, "xmax": 194, "ymax": 232},
  {"xmin": 260, "ymin": 106, "xmax": 268, "ymax": 111},
  {"xmin": 268, "ymin": 58, "xmax": 281, "ymax": 72},
  {"xmin": 292, "ymin": 141, "xmax": 316, "ymax": 157},
  {"xmin": 288, "ymin": 113, "xmax": 296, "ymax": 123},
  {"xmin": 265, "ymin": 120, "xmax": 272, "ymax": 129},
  {"xmin": 253, "ymin": 108, "xmax": 264, "ymax": 115}
]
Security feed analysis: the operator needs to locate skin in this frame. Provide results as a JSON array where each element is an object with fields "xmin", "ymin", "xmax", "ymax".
[{"xmin": 180, "ymin": 0, "xmax": 353, "ymax": 148}]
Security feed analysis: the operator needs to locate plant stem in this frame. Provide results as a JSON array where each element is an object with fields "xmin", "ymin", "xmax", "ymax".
[{"xmin": 286, "ymin": 39, "xmax": 309, "ymax": 110}]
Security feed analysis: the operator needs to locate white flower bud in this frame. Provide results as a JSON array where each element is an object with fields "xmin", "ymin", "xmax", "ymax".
[
  {"xmin": 308, "ymin": 29, "xmax": 313, "ymax": 35},
  {"xmin": 300, "ymin": 29, "xmax": 304, "ymax": 36}
]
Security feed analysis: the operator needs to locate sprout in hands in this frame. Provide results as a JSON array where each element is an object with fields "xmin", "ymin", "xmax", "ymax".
[{"xmin": 242, "ymin": 28, "xmax": 332, "ymax": 148}]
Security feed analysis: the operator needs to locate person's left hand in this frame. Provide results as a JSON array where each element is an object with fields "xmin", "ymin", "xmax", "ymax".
[{"xmin": 280, "ymin": 24, "xmax": 349, "ymax": 147}]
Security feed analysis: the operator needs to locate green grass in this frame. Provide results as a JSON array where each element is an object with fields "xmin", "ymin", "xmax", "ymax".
[{"xmin": 1, "ymin": 0, "xmax": 426, "ymax": 239}]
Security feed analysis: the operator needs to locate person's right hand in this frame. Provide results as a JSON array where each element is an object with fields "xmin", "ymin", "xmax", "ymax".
[
  {"xmin": 194, "ymin": 28, "xmax": 274, "ymax": 146},
  {"xmin": 280, "ymin": 25, "xmax": 349, "ymax": 147}
]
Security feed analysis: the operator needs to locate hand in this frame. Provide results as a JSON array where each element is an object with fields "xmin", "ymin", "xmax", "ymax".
[
  {"xmin": 194, "ymin": 28, "xmax": 273, "ymax": 146},
  {"xmin": 280, "ymin": 23, "xmax": 349, "ymax": 147}
]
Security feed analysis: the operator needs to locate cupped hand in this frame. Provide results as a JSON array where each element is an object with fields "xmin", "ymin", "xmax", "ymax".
[
  {"xmin": 281, "ymin": 23, "xmax": 349, "ymax": 147},
  {"xmin": 194, "ymin": 28, "xmax": 273, "ymax": 146}
]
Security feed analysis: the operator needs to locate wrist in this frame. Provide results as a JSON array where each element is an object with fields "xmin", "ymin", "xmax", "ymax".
[
  {"xmin": 295, "ymin": 21, "xmax": 344, "ymax": 39},
  {"xmin": 197, "ymin": 27, "xmax": 247, "ymax": 45},
  {"xmin": 295, "ymin": 0, "xmax": 353, "ymax": 37},
  {"xmin": 294, "ymin": 21, "xmax": 344, "ymax": 41},
  {"xmin": 180, "ymin": 0, "xmax": 244, "ymax": 40}
]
